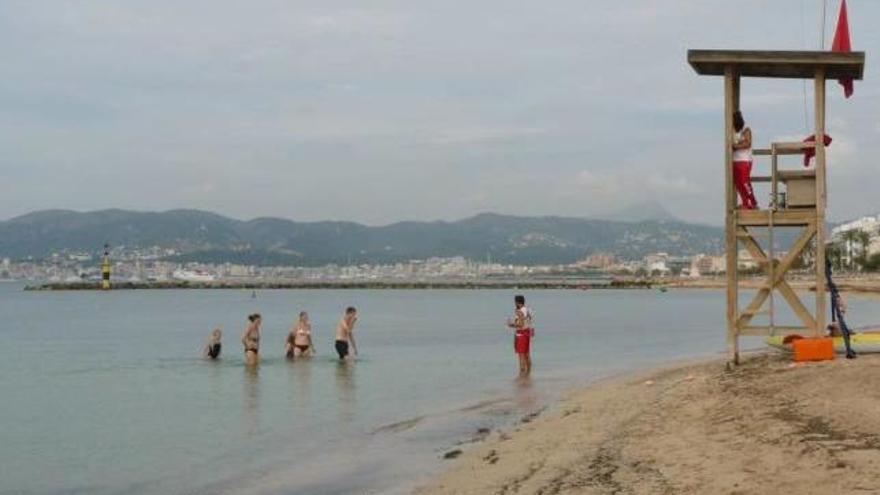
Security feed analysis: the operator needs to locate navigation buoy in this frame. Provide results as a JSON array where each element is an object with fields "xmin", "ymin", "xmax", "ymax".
[{"xmin": 101, "ymin": 244, "xmax": 111, "ymax": 290}]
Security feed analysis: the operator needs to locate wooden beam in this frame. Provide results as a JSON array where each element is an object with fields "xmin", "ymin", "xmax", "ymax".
[
  {"xmin": 738, "ymin": 223, "xmax": 816, "ymax": 284},
  {"xmin": 736, "ymin": 288, "xmax": 771, "ymax": 329},
  {"xmin": 734, "ymin": 224, "xmax": 816, "ymax": 330},
  {"xmin": 735, "ymin": 229, "xmax": 771, "ymax": 330},
  {"xmin": 688, "ymin": 50, "xmax": 865, "ymax": 79},
  {"xmin": 778, "ymin": 282, "xmax": 818, "ymax": 330},
  {"xmin": 740, "ymin": 325, "xmax": 810, "ymax": 336},
  {"xmin": 750, "ymin": 170, "xmax": 816, "ymax": 183},
  {"xmin": 814, "ymin": 69, "xmax": 827, "ymax": 336},
  {"xmin": 752, "ymin": 142, "xmax": 816, "ymax": 155},
  {"xmin": 737, "ymin": 209, "xmax": 816, "ymax": 226},
  {"xmin": 725, "ymin": 66, "xmax": 739, "ymax": 365}
]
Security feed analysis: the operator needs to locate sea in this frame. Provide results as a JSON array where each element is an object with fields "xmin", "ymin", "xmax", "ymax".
[{"xmin": 3, "ymin": 282, "xmax": 878, "ymax": 495}]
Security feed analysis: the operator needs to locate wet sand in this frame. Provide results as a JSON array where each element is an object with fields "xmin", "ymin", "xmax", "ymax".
[{"xmin": 417, "ymin": 353, "xmax": 880, "ymax": 494}]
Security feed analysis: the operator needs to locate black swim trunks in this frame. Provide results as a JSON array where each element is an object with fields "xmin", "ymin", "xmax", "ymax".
[{"xmin": 335, "ymin": 340, "xmax": 349, "ymax": 359}]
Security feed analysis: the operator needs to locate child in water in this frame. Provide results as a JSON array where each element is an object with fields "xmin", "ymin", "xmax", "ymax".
[{"xmin": 202, "ymin": 328, "xmax": 222, "ymax": 360}]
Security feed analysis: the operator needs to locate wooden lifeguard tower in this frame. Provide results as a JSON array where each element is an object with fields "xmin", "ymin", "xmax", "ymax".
[{"xmin": 688, "ymin": 50, "xmax": 864, "ymax": 365}]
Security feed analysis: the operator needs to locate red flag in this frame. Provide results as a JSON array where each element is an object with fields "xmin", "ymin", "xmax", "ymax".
[{"xmin": 831, "ymin": 0, "xmax": 853, "ymax": 98}]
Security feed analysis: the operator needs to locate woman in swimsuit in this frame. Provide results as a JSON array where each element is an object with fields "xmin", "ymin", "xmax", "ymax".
[
  {"xmin": 242, "ymin": 313, "xmax": 261, "ymax": 366},
  {"xmin": 202, "ymin": 327, "xmax": 222, "ymax": 360},
  {"xmin": 286, "ymin": 311, "xmax": 315, "ymax": 359}
]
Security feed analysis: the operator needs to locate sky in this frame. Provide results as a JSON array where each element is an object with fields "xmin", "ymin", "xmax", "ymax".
[{"xmin": 0, "ymin": 0, "xmax": 878, "ymax": 225}]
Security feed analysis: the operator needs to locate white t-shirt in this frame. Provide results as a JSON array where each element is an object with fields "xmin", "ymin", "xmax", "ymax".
[{"xmin": 733, "ymin": 129, "xmax": 752, "ymax": 162}]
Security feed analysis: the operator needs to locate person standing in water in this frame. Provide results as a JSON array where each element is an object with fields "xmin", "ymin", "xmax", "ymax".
[
  {"xmin": 242, "ymin": 313, "xmax": 261, "ymax": 365},
  {"xmin": 202, "ymin": 327, "xmax": 222, "ymax": 360},
  {"xmin": 732, "ymin": 110, "xmax": 758, "ymax": 210},
  {"xmin": 334, "ymin": 307, "xmax": 358, "ymax": 361},
  {"xmin": 286, "ymin": 311, "xmax": 315, "ymax": 359},
  {"xmin": 507, "ymin": 295, "xmax": 534, "ymax": 376}
]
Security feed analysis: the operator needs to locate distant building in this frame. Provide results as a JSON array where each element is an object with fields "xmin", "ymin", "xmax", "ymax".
[
  {"xmin": 831, "ymin": 215, "xmax": 880, "ymax": 239},
  {"xmin": 689, "ymin": 254, "xmax": 726, "ymax": 276},
  {"xmin": 737, "ymin": 249, "xmax": 759, "ymax": 270},
  {"xmin": 830, "ymin": 215, "xmax": 880, "ymax": 265},
  {"xmin": 644, "ymin": 252, "xmax": 669, "ymax": 274},
  {"xmin": 666, "ymin": 256, "xmax": 691, "ymax": 274},
  {"xmin": 579, "ymin": 252, "xmax": 616, "ymax": 269}
]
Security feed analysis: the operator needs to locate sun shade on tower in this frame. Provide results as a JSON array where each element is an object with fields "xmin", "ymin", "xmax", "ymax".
[{"xmin": 687, "ymin": 50, "xmax": 864, "ymax": 80}]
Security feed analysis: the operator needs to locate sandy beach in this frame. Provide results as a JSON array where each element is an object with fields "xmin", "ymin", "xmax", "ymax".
[{"xmin": 418, "ymin": 352, "xmax": 880, "ymax": 495}]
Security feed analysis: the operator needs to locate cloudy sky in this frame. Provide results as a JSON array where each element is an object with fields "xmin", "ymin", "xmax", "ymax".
[{"xmin": 0, "ymin": 0, "xmax": 877, "ymax": 225}]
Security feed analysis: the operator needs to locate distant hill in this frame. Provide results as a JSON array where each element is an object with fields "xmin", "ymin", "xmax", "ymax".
[
  {"xmin": 0, "ymin": 209, "xmax": 723, "ymax": 265},
  {"xmin": 599, "ymin": 201, "xmax": 680, "ymax": 223}
]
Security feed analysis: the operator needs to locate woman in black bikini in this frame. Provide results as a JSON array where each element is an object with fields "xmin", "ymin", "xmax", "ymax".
[
  {"xmin": 242, "ymin": 313, "xmax": 261, "ymax": 365},
  {"xmin": 285, "ymin": 311, "xmax": 314, "ymax": 359}
]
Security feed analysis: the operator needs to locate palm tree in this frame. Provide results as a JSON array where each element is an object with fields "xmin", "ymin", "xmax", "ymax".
[
  {"xmin": 827, "ymin": 241, "xmax": 844, "ymax": 271},
  {"xmin": 855, "ymin": 230, "xmax": 871, "ymax": 271},
  {"xmin": 841, "ymin": 230, "xmax": 859, "ymax": 270}
]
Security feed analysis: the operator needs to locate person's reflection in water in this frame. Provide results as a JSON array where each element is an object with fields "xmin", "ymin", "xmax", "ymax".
[
  {"xmin": 334, "ymin": 361, "xmax": 357, "ymax": 425},
  {"xmin": 243, "ymin": 365, "xmax": 261, "ymax": 436},
  {"xmin": 290, "ymin": 359, "xmax": 312, "ymax": 409},
  {"xmin": 208, "ymin": 355, "xmax": 224, "ymax": 401},
  {"xmin": 513, "ymin": 374, "xmax": 539, "ymax": 414}
]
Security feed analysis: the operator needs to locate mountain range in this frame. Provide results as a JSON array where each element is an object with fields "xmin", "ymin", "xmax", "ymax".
[{"xmin": 0, "ymin": 208, "xmax": 723, "ymax": 265}]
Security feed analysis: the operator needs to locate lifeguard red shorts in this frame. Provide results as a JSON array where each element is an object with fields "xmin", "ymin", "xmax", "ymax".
[{"xmin": 514, "ymin": 329, "xmax": 532, "ymax": 354}]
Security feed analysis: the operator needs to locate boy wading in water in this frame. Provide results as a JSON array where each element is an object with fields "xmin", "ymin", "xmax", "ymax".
[
  {"xmin": 335, "ymin": 306, "xmax": 358, "ymax": 361},
  {"xmin": 507, "ymin": 295, "xmax": 534, "ymax": 376}
]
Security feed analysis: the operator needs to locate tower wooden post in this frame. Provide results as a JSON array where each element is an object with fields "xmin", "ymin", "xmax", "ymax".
[
  {"xmin": 724, "ymin": 66, "xmax": 740, "ymax": 365},
  {"xmin": 814, "ymin": 68, "xmax": 827, "ymax": 336}
]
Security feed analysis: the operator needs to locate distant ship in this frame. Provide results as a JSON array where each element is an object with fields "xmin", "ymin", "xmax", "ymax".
[{"xmin": 172, "ymin": 269, "xmax": 216, "ymax": 282}]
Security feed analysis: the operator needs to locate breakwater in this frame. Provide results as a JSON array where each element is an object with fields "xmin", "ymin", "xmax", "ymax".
[{"xmin": 24, "ymin": 278, "xmax": 653, "ymax": 291}]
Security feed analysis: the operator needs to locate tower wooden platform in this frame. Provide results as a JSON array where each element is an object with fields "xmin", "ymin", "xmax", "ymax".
[{"xmin": 688, "ymin": 50, "xmax": 865, "ymax": 365}]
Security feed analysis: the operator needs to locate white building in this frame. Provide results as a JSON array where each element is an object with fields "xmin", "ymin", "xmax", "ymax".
[
  {"xmin": 831, "ymin": 215, "xmax": 880, "ymax": 239},
  {"xmin": 737, "ymin": 249, "xmax": 759, "ymax": 270},
  {"xmin": 644, "ymin": 252, "xmax": 669, "ymax": 274},
  {"xmin": 830, "ymin": 215, "xmax": 880, "ymax": 264}
]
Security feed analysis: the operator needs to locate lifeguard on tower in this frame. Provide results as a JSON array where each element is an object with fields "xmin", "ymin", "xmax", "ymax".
[{"xmin": 687, "ymin": 32, "xmax": 864, "ymax": 365}]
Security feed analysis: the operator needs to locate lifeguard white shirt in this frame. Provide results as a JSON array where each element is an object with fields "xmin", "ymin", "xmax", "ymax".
[{"xmin": 733, "ymin": 129, "xmax": 752, "ymax": 162}]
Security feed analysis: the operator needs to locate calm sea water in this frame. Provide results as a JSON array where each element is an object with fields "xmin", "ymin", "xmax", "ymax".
[{"xmin": 3, "ymin": 283, "xmax": 878, "ymax": 494}]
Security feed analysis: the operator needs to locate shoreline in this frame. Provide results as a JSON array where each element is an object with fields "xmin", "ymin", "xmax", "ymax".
[{"xmin": 416, "ymin": 352, "xmax": 880, "ymax": 494}]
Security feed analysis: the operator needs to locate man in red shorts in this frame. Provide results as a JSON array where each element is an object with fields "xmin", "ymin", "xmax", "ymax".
[{"xmin": 507, "ymin": 294, "xmax": 534, "ymax": 376}]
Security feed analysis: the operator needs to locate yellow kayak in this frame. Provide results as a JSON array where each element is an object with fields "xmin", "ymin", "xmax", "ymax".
[{"xmin": 766, "ymin": 330, "xmax": 880, "ymax": 354}]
